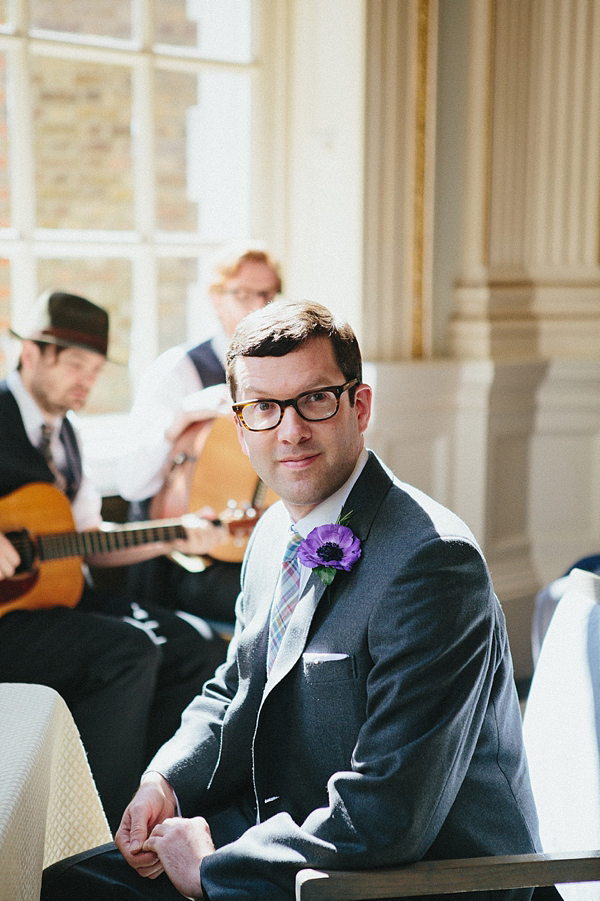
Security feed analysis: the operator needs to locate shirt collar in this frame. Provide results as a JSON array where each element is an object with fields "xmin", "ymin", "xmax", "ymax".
[
  {"xmin": 291, "ymin": 447, "xmax": 369, "ymax": 541},
  {"xmin": 6, "ymin": 370, "xmax": 61, "ymax": 446}
]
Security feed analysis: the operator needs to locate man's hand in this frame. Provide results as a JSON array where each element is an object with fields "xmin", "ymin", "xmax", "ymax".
[
  {"xmin": 165, "ymin": 384, "xmax": 232, "ymax": 444},
  {"xmin": 0, "ymin": 533, "xmax": 20, "ymax": 581},
  {"xmin": 175, "ymin": 509, "xmax": 228, "ymax": 556},
  {"xmin": 143, "ymin": 816, "xmax": 215, "ymax": 899},
  {"xmin": 114, "ymin": 773, "xmax": 177, "ymax": 878}
]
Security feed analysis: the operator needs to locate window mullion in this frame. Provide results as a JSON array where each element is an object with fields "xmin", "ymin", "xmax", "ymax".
[
  {"xmin": 8, "ymin": 10, "xmax": 37, "ymax": 320},
  {"xmin": 130, "ymin": 0, "xmax": 158, "ymax": 376},
  {"xmin": 9, "ymin": 42, "xmax": 34, "ymax": 236}
]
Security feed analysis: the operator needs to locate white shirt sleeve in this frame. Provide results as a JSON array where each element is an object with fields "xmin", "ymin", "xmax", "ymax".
[
  {"xmin": 71, "ymin": 473, "xmax": 104, "ymax": 531},
  {"xmin": 117, "ymin": 344, "xmax": 236, "ymax": 502},
  {"xmin": 65, "ymin": 418, "xmax": 104, "ymax": 531},
  {"xmin": 116, "ymin": 345, "xmax": 201, "ymax": 501}
]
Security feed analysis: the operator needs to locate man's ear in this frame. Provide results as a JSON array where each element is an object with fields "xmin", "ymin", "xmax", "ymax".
[
  {"xmin": 19, "ymin": 340, "xmax": 41, "ymax": 371},
  {"xmin": 233, "ymin": 413, "xmax": 250, "ymax": 458},
  {"xmin": 355, "ymin": 383, "xmax": 372, "ymax": 435}
]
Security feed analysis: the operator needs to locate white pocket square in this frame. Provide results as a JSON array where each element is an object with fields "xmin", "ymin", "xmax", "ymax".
[{"xmin": 302, "ymin": 652, "xmax": 349, "ymax": 662}]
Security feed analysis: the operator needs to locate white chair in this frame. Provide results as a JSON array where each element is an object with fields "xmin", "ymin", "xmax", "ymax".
[
  {"xmin": 296, "ymin": 567, "xmax": 600, "ymax": 900},
  {"xmin": 531, "ymin": 555, "xmax": 600, "ymax": 665},
  {"xmin": 523, "ymin": 567, "xmax": 600, "ymax": 900},
  {"xmin": 0, "ymin": 682, "xmax": 112, "ymax": 901}
]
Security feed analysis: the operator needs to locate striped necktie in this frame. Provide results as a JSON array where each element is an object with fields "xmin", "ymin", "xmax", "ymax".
[
  {"xmin": 267, "ymin": 532, "xmax": 303, "ymax": 674},
  {"xmin": 38, "ymin": 423, "xmax": 67, "ymax": 493}
]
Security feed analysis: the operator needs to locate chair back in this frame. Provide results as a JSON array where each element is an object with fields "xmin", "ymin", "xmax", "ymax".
[{"xmin": 523, "ymin": 568, "xmax": 600, "ymax": 900}]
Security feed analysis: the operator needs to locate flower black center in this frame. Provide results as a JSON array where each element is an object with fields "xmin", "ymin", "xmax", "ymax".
[{"xmin": 317, "ymin": 542, "xmax": 344, "ymax": 563}]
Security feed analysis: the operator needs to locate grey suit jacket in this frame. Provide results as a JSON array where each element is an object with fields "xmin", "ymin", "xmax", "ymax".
[{"xmin": 151, "ymin": 451, "xmax": 540, "ymax": 900}]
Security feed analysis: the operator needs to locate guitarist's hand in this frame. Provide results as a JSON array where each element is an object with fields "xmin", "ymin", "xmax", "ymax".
[
  {"xmin": 115, "ymin": 772, "xmax": 177, "ymax": 877},
  {"xmin": 0, "ymin": 533, "xmax": 20, "ymax": 580},
  {"xmin": 176, "ymin": 509, "xmax": 228, "ymax": 557},
  {"xmin": 165, "ymin": 384, "xmax": 232, "ymax": 443}
]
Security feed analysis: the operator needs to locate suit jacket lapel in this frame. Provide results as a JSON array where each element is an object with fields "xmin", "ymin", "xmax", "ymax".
[
  {"xmin": 263, "ymin": 452, "xmax": 393, "ymax": 692},
  {"xmin": 339, "ymin": 451, "xmax": 393, "ymax": 543}
]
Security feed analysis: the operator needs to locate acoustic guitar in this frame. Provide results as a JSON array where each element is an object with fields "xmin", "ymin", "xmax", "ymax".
[
  {"xmin": 149, "ymin": 415, "xmax": 278, "ymax": 565},
  {"xmin": 0, "ymin": 481, "xmax": 259, "ymax": 615}
]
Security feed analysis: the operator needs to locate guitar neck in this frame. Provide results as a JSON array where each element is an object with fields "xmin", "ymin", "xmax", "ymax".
[{"xmin": 36, "ymin": 519, "xmax": 187, "ymax": 562}]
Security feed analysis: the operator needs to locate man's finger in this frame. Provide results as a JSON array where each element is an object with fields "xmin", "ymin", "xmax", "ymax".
[
  {"xmin": 139, "ymin": 861, "xmax": 165, "ymax": 879},
  {"xmin": 128, "ymin": 812, "xmax": 154, "ymax": 854}
]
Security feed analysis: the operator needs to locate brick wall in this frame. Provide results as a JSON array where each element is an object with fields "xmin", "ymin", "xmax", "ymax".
[
  {"xmin": 29, "ymin": 1, "xmax": 134, "ymax": 40},
  {"xmin": 32, "ymin": 57, "xmax": 134, "ymax": 230}
]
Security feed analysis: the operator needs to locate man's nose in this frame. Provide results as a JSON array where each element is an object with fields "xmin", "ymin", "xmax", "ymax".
[{"xmin": 277, "ymin": 405, "xmax": 311, "ymax": 441}]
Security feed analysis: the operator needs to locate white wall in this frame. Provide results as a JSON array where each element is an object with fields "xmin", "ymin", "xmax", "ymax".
[{"xmin": 281, "ymin": 0, "xmax": 365, "ymax": 335}]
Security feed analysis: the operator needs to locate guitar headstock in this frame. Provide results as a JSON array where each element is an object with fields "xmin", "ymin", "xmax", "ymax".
[
  {"xmin": 218, "ymin": 502, "xmax": 263, "ymax": 547},
  {"xmin": 184, "ymin": 502, "xmax": 263, "ymax": 548}
]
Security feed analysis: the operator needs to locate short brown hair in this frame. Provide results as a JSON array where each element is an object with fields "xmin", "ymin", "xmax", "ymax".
[
  {"xmin": 17, "ymin": 341, "xmax": 67, "ymax": 371},
  {"xmin": 210, "ymin": 244, "xmax": 282, "ymax": 295},
  {"xmin": 226, "ymin": 299, "xmax": 362, "ymax": 401}
]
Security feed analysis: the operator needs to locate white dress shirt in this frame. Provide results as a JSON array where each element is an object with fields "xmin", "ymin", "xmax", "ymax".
[
  {"xmin": 117, "ymin": 329, "xmax": 232, "ymax": 503},
  {"xmin": 6, "ymin": 370, "xmax": 102, "ymax": 531}
]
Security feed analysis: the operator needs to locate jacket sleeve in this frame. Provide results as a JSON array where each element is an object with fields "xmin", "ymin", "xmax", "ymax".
[
  {"xmin": 199, "ymin": 535, "xmax": 521, "ymax": 900},
  {"xmin": 146, "ymin": 522, "xmax": 262, "ymax": 813}
]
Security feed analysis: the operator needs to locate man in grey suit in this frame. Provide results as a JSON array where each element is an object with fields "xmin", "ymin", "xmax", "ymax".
[{"xmin": 42, "ymin": 299, "xmax": 540, "ymax": 901}]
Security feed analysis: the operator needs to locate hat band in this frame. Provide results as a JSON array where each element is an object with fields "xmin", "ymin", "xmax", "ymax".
[{"xmin": 39, "ymin": 326, "xmax": 107, "ymax": 355}]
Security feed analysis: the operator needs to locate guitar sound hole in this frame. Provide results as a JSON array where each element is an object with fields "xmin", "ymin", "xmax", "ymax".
[{"xmin": 6, "ymin": 529, "xmax": 36, "ymax": 574}]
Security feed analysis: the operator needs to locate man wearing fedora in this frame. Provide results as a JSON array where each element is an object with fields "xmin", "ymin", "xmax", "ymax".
[{"xmin": 0, "ymin": 290, "xmax": 229, "ymax": 832}]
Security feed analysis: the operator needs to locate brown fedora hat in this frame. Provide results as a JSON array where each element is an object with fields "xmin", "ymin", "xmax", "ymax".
[{"xmin": 11, "ymin": 291, "xmax": 110, "ymax": 357}]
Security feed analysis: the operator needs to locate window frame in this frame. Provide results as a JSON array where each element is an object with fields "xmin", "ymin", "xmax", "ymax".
[{"xmin": 0, "ymin": 0, "xmax": 277, "ymax": 392}]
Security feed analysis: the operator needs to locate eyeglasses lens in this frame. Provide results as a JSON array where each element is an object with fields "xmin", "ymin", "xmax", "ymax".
[{"xmin": 243, "ymin": 402, "xmax": 281, "ymax": 430}]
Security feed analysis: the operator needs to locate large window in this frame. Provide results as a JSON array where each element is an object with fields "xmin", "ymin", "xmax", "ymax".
[{"xmin": 0, "ymin": 0, "xmax": 256, "ymax": 412}]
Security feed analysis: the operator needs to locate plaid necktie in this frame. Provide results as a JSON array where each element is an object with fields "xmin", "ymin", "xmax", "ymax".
[
  {"xmin": 38, "ymin": 423, "xmax": 67, "ymax": 493},
  {"xmin": 267, "ymin": 532, "xmax": 303, "ymax": 674}
]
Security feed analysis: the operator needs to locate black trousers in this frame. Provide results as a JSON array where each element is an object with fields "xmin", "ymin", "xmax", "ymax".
[
  {"xmin": 42, "ymin": 844, "xmax": 185, "ymax": 901},
  {"xmin": 126, "ymin": 555, "xmax": 241, "ymax": 625},
  {"xmin": 0, "ymin": 588, "xmax": 228, "ymax": 832},
  {"xmin": 41, "ymin": 799, "xmax": 257, "ymax": 900}
]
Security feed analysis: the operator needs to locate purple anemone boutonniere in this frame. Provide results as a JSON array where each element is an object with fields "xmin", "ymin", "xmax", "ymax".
[{"xmin": 297, "ymin": 517, "xmax": 362, "ymax": 587}]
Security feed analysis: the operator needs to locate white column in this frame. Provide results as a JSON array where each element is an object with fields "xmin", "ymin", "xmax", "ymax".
[
  {"xmin": 361, "ymin": 0, "xmax": 438, "ymax": 361},
  {"xmin": 282, "ymin": 0, "xmax": 365, "ymax": 336},
  {"xmin": 452, "ymin": 0, "xmax": 600, "ymax": 362}
]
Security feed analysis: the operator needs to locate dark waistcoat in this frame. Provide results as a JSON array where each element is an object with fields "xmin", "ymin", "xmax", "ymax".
[
  {"xmin": 187, "ymin": 339, "xmax": 226, "ymax": 387},
  {"xmin": 0, "ymin": 381, "xmax": 82, "ymax": 500}
]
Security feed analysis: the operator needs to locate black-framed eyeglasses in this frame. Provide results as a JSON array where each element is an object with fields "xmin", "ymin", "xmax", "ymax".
[{"xmin": 232, "ymin": 379, "xmax": 359, "ymax": 432}]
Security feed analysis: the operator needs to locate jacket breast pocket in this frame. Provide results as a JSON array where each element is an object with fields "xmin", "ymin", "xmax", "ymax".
[
  {"xmin": 298, "ymin": 653, "xmax": 365, "ymax": 773},
  {"xmin": 302, "ymin": 652, "xmax": 357, "ymax": 683}
]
